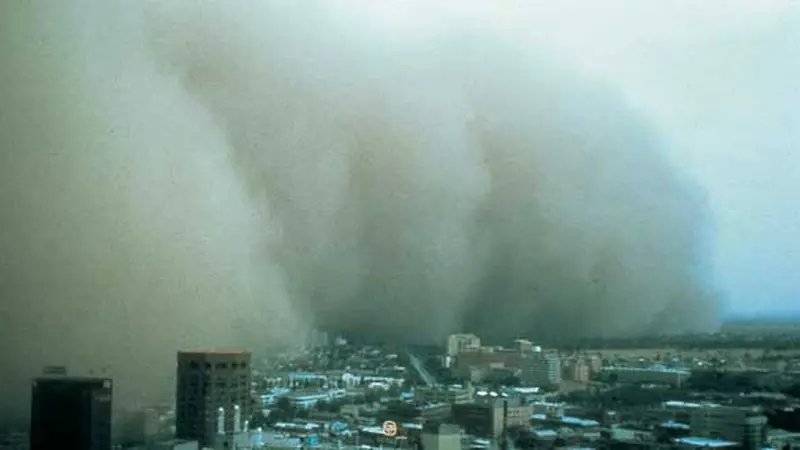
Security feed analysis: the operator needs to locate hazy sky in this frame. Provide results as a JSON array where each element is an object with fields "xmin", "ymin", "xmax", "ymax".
[{"xmin": 346, "ymin": 0, "xmax": 800, "ymax": 317}]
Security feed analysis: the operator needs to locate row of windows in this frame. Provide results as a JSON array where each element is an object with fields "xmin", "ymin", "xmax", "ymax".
[{"xmin": 187, "ymin": 361, "xmax": 249, "ymax": 370}]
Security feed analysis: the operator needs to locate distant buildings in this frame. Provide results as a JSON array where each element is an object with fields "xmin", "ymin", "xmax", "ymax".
[
  {"xmin": 447, "ymin": 335, "xmax": 562, "ymax": 388},
  {"xmin": 602, "ymin": 364, "xmax": 690, "ymax": 387},
  {"xmin": 29, "ymin": 376, "xmax": 112, "ymax": 450},
  {"xmin": 563, "ymin": 358, "xmax": 591, "ymax": 383},
  {"xmin": 306, "ymin": 330, "xmax": 330, "ymax": 349},
  {"xmin": 447, "ymin": 334, "xmax": 481, "ymax": 357},
  {"xmin": 453, "ymin": 347, "xmax": 521, "ymax": 379},
  {"xmin": 382, "ymin": 401, "xmax": 452, "ymax": 424},
  {"xmin": 175, "ymin": 350, "xmax": 252, "ymax": 449},
  {"xmin": 414, "ymin": 384, "xmax": 474, "ymax": 405},
  {"xmin": 285, "ymin": 389, "xmax": 347, "ymax": 409},
  {"xmin": 519, "ymin": 350, "xmax": 562, "ymax": 387}
]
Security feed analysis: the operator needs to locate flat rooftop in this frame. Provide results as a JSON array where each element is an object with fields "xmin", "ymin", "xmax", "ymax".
[
  {"xmin": 179, "ymin": 349, "xmax": 249, "ymax": 355},
  {"xmin": 676, "ymin": 437, "xmax": 738, "ymax": 448},
  {"xmin": 34, "ymin": 376, "xmax": 112, "ymax": 384}
]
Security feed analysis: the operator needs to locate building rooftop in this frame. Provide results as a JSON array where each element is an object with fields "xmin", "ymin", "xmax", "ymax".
[
  {"xmin": 34, "ymin": 375, "xmax": 111, "ymax": 382},
  {"xmin": 531, "ymin": 414, "xmax": 599, "ymax": 427},
  {"xmin": 604, "ymin": 364, "xmax": 690, "ymax": 375},
  {"xmin": 660, "ymin": 421, "xmax": 691, "ymax": 430},
  {"xmin": 663, "ymin": 400, "xmax": 721, "ymax": 409},
  {"xmin": 676, "ymin": 437, "xmax": 738, "ymax": 448},
  {"xmin": 179, "ymin": 349, "xmax": 249, "ymax": 355}
]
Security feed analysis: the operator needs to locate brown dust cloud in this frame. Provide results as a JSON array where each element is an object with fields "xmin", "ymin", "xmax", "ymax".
[{"xmin": 0, "ymin": 1, "xmax": 719, "ymax": 419}]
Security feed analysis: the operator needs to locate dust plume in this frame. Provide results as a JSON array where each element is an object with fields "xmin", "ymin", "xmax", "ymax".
[{"xmin": 0, "ymin": 0, "xmax": 719, "ymax": 418}]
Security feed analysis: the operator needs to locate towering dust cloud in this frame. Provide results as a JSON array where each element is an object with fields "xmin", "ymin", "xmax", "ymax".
[{"xmin": 0, "ymin": 1, "xmax": 719, "ymax": 417}]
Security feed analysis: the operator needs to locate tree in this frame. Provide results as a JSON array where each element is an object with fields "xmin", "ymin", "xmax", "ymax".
[
  {"xmin": 276, "ymin": 396, "xmax": 292, "ymax": 412},
  {"xmin": 387, "ymin": 384, "xmax": 402, "ymax": 398},
  {"xmin": 250, "ymin": 410, "xmax": 269, "ymax": 428},
  {"xmin": 275, "ymin": 396, "xmax": 297, "ymax": 420},
  {"xmin": 501, "ymin": 375, "xmax": 521, "ymax": 387},
  {"xmin": 327, "ymin": 400, "xmax": 342, "ymax": 413},
  {"xmin": 364, "ymin": 390, "xmax": 381, "ymax": 404},
  {"xmin": 783, "ymin": 382, "xmax": 800, "ymax": 399}
]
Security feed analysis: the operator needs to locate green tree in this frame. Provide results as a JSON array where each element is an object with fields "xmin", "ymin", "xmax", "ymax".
[
  {"xmin": 387, "ymin": 384, "xmax": 401, "ymax": 398},
  {"xmin": 276, "ymin": 396, "xmax": 292, "ymax": 411},
  {"xmin": 327, "ymin": 400, "xmax": 342, "ymax": 413},
  {"xmin": 275, "ymin": 396, "xmax": 297, "ymax": 419},
  {"xmin": 364, "ymin": 390, "xmax": 381, "ymax": 404},
  {"xmin": 250, "ymin": 410, "xmax": 268, "ymax": 428}
]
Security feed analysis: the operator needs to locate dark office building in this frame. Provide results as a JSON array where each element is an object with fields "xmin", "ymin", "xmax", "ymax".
[
  {"xmin": 30, "ymin": 376, "xmax": 112, "ymax": 450},
  {"xmin": 175, "ymin": 350, "xmax": 252, "ymax": 448}
]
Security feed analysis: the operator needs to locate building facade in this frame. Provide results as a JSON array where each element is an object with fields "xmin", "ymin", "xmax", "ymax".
[
  {"xmin": 563, "ymin": 359, "xmax": 591, "ymax": 383},
  {"xmin": 175, "ymin": 350, "xmax": 252, "ymax": 448},
  {"xmin": 690, "ymin": 406, "xmax": 768, "ymax": 450},
  {"xmin": 446, "ymin": 334, "xmax": 481, "ymax": 357},
  {"xmin": 452, "ymin": 397, "xmax": 533, "ymax": 438},
  {"xmin": 421, "ymin": 423, "xmax": 463, "ymax": 450},
  {"xmin": 414, "ymin": 385, "xmax": 474, "ymax": 405},
  {"xmin": 30, "ymin": 376, "xmax": 112, "ymax": 450},
  {"xmin": 603, "ymin": 365, "xmax": 690, "ymax": 387},
  {"xmin": 520, "ymin": 351, "xmax": 562, "ymax": 387},
  {"xmin": 382, "ymin": 401, "xmax": 452, "ymax": 425}
]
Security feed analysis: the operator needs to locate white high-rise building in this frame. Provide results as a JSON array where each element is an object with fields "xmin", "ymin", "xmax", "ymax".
[
  {"xmin": 446, "ymin": 334, "xmax": 481, "ymax": 357},
  {"xmin": 520, "ymin": 349, "xmax": 561, "ymax": 387}
]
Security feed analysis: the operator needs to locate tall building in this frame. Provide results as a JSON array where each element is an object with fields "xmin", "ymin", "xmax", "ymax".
[
  {"xmin": 452, "ymin": 396, "xmax": 533, "ymax": 438},
  {"xmin": 446, "ymin": 334, "xmax": 481, "ymax": 357},
  {"xmin": 175, "ymin": 350, "xmax": 252, "ymax": 449},
  {"xmin": 30, "ymin": 376, "xmax": 112, "ymax": 450},
  {"xmin": 306, "ymin": 330, "xmax": 330, "ymax": 349},
  {"xmin": 520, "ymin": 350, "xmax": 561, "ymax": 387},
  {"xmin": 690, "ymin": 406, "xmax": 768, "ymax": 450},
  {"xmin": 513, "ymin": 339, "xmax": 535, "ymax": 354},
  {"xmin": 565, "ymin": 359, "xmax": 590, "ymax": 383},
  {"xmin": 420, "ymin": 423, "xmax": 463, "ymax": 450}
]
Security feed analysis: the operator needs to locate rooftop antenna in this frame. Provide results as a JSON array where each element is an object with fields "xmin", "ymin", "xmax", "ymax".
[
  {"xmin": 501, "ymin": 399, "xmax": 509, "ymax": 450},
  {"xmin": 234, "ymin": 405, "xmax": 241, "ymax": 433},
  {"xmin": 217, "ymin": 407, "xmax": 225, "ymax": 435}
]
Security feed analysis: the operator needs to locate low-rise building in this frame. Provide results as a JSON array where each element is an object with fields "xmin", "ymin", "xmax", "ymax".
[
  {"xmin": 603, "ymin": 365, "xmax": 690, "ymax": 387},
  {"xmin": 421, "ymin": 423, "xmax": 463, "ymax": 450},
  {"xmin": 689, "ymin": 405, "xmax": 768, "ymax": 450},
  {"xmin": 415, "ymin": 384, "xmax": 474, "ymax": 405},
  {"xmin": 452, "ymin": 396, "xmax": 533, "ymax": 438},
  {"xmin": 286, "ymin": 389, "xmax": 347, "ymax": 409},
  {"xmin": 382, "ymin": 401, "xmax": 452, "ymax": 425}
]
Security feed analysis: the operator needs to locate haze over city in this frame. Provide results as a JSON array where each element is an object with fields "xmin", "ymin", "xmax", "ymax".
[{"xmin": 1, "ymin": 0, "xmax": 798, "ymax": 426}]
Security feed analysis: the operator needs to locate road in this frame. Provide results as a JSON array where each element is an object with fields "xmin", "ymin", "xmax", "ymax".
[{"xmin": 406, "ymin": 351, "xmax": 437, "ymax": 387}]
